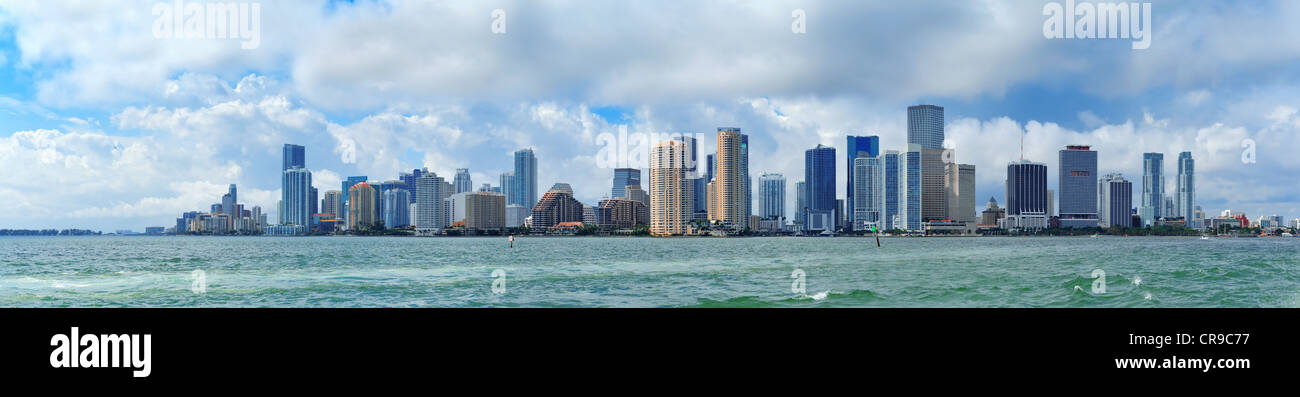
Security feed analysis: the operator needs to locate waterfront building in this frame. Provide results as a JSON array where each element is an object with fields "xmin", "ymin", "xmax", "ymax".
[
  {"xmin": 649, "ymin": 140, "xmax": 692, "ymax": 236},
  {"xmin": 1058, "ymin": 145, "xmax": 1099, "ymax": 228},
  {"xmin": 1140, "ymin": 152, "xmax": 1164, "ymax": 226},
  {"xmin": 513, "ymin": 148, "xmax": 538, "ymax": 209},
  {"xmin": 1098, "ymin": 173, "xmax": 1133, "ymax": 228},
  {"xmin": 759, "ymin": 173, "xmax": 785, "ymax": 221},
  {"xmin": 531, "ymin": 187, "xmax": 584, "ymax": 229},
  {"xmin": 1005, "ymin": 160, "xmax": 1048, "ymax": 230},
  {"xmin": 347, "ymin": 182, "xmax": 377, "ymax": 230}
]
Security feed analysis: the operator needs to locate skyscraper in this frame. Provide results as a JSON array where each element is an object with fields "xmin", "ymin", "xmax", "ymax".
[
  {"xmin": 1058, "ymin": 145, "xmax": 1099, "ymax": 228},
  {"xmin": 221, "ymin": 184, "xmax": 237, "ymax": 216},
  {"xmin": 739, "ymin": 133, "xmax": 751, "ymax": 225},
  {"xmin": 803, "ymin": 144, "xmax": 836, "ymax": 232},
  {"xmin": 1098, "ymin": 173, "xmax": 1133, "ymax": 228},
  {"xmin": 416, "ymin": 172, "xmax": 447, "ymax": 234},
  {"xmin": 282, "ymin": 144, "xmax": 305, "ymax": 171},
  {"xmin": 499, "ymin": 172, "xmax": 516, "ymax": 206},
  {"xmin": 794, "ymin": 180, "xmax": 806, "ymax": 227},
  {"xmin": 920, "ymin": 147, "xmax": 947, "ymax": 222},
  {"xmin": 845, "ymin": 135, "xmax": 880, "ymax": 230},
  {"xmin": 1141, "ymin": 152, "xmax": 1164, "ymax": 226},
  {"xmin": 899, "ymin": 145, "xmax": 923, "ymax": 231},
  {"xmin": 400, "ymin": 168, "xmax": 426, "ymax": 204},
  {"xmin": 454, "ymin": 168, "xmax": 473, "ymax": 194},
  {"xmin": 852, "ymin": 156, "xmax": 882, "ymax": 230},
  {"xmin": 280, "ymin": 166, "xmax": 312, "ymax": 230},
  {"xmin": 383, "ymin": 188, "xmax": 410, "ymax": 228},
  {"xmin": 513, "ymin": 148, "xmax": 538, "ymax": 209},
  {"xmin": 883, "ymin": 151, "xmax": 900, "ymax": 230},
  {"xmin": 347, "ymin": 182, "xmax": 377, "ymax": 230},
  {"xmin": 322, "ymin": 190, "xmax": 342, "ymax": 218},
  {"xmin": 759, "ymin": 173, "xmax": 785, "ymax": 221},
  {"xmin": 907, "ymin": 105, "xmax": 944, "ymax": 150},
  {"xmin": 341, "ymin": 176, "xmax": 367, "ymax": 228},
  {"xmin": 1005, "ymin": 160, "xmax": 1048, "ymax": 230},
  {"xmin": 711, "ymin": 128, "xmax": 747, "ymax": 231},
  {"xmin": 611, "ymin": 168, "xmax": 641, "ymax": 198},
  {"xmin": 945, "ymin": 163, "xmax": 975, "ymax": 224},
  {"xmin": 1177, "ymin": 152, "xmax": 1195, "ymax": 227},
  {"xmin": 649, "ymin": 140, "xmax": 691, "ymax": 236}
]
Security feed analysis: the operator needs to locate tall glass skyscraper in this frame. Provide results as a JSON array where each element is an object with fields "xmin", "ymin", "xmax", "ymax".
[
  {"xmin": 400, "ymin": 168, "xmax": 426, "ymax": 204},
  {"xmin": 907, "ymin": 105, "xmax": 944, "ymax": 150},
  {"xmin": 282, "ymin": 144, "xmax": 305, "ymax": 171},
  {"xmin": 1141, "ymin": 152, "xmax": 1164, "ymax": 226},
  {"xmin": 1177, "ymin": 152, "xmax": 1195, "ymax": 226},
  {"xmin": 221, "ymin": 184, "xmax": 237, "ymax": 215},
  {"xmin": 513, "ymin": 148, "xmax": 538, "ymax": 209},
  {"xmin": 883, "ymin": 151, "xmax": 900, "ymax": 231},
  {"xmin": 453, "ymin": 168, "xmax": 473, "ymax": 194},
  {"xmin": 759, "ymin": 173, "xmax": 785, "ymax": 220},
  {"xmin": 611, "ymin": 168, "xmax": 641, "ymax": 198},
  {"xmin": 899, "ymin": 146, "xmax": 923, "ymax": 231},
  {"xmin": 845, "ymin": 135, "xmax": 880, "ymax": 230},
  {"xmin": 281, "ymin": 167, "xmax": 313, "ymax": 228},
  {"xmin": 803, "ymin": 144, "xmax": 836, "ymax": 231},
  {"xmin": 383, "ymin": 188, "xmax": 410, "ymax": 228},
  {"xmin": 1058, "ymin": 145, "xmax": 1098, "ymax": 228}
]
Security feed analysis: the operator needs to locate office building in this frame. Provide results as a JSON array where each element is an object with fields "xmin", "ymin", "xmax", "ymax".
[
  {"xmin": 1098, "ymin": 173, "xmax": 1133, "ymax": 228},
  {"xmin": 611, "ymin": 168, "xmax": 641, "ymax": 199},
  {"xmin": 1005, "ymin": 160, "xmax": 1048, "ymax": 230},
  {"xmin": 1058, "ymin": 145, "xmax": 1099, "ymax": 228},
  {"xmin": 803, "ymin": 144, "xmax": 836, "ymax": 232}
]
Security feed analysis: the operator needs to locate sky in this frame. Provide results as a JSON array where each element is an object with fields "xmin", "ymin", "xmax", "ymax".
[{"xmin": 1, "ymin": 0, "xmax": 1299, "ymax": 231}]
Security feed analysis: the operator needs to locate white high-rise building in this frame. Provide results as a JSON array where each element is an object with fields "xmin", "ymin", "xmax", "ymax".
[{"xmin": 416, "ymin": 173, "xmax": 447, "ymax": 234}]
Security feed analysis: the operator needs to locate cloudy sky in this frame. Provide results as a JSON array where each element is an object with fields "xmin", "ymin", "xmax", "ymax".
[{"xmin": 1, "ymin": 0, "xmax": 1299, "ymax": 231}]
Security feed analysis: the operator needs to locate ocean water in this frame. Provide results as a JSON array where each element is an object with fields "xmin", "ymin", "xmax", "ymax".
[{"xmin": 1, "ymin": 236, "xmax": 1297, "ymax": 308}]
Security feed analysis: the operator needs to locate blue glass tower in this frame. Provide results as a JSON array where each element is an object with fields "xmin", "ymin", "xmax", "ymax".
[
  {"xmin": 611, "ymin": 168, "xmax": 641, "ymax": 198},
  {"xmin": 282, "ymin": 144, "xmax": 305, "ymax": 171},
  {"xmin": 845, "ymin": 135, "xmax": 880, "ymax": 229},
  {"xmin": 803, "ymin": 144, "xmax": 836, "ymax": 230},
  {"xmin": 513, "ymin": 148, "xmax": 538, "ymax": 209}
]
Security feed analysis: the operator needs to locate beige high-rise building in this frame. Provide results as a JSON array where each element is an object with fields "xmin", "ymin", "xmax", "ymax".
[
  {"xmin": 650, "ymin": 140, "xmax": 691, "ymax": 236},
  {"xmin": 921, "ymin": 147, "xmax": 947, "ymax": 222},
  {"xmin": 945, "ymin": 162, "xmax": 976, "ymax": 223},
  {"xmin": 710, "ymin": 128, "xmax": 747, "ymax": 231},
  {"xmin": 347, "ymin": 182, "xmax": 377, "ymax": 230}
]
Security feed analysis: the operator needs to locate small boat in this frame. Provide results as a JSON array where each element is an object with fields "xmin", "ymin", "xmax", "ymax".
[
  {"xmin": 1200, "ymin": 235, "xmax": 1210, "ymax": 240},
  {"xmin": 1090, "ymin": 233, "xmax": 1100, "ymax": 238}
]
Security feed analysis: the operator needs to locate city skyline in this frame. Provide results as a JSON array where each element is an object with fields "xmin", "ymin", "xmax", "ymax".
[{"xmin": 3, "ymin": 1, "xmax": 1300, "ymax": 231}]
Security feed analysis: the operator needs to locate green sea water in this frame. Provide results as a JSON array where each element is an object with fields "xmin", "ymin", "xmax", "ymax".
[{"xmin": 1, "ymin": 236, "xmax": 1297, "ymax": 307}]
